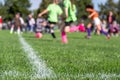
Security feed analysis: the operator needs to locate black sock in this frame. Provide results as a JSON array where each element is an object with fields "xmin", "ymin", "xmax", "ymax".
[{"xmin": 51, "ymin": 33, "xmax": 56, "ymax": 38}]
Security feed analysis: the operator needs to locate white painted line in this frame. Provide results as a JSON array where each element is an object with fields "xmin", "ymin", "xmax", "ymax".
[
  {"xmin": 57, "ymin": 73, "xmax": 120, "ymax": 79},
  {"xmin": 18, "ymin": 35, "xmax": 56, "ymax": 79},
  {"xmin": 0, "ymin": 70, "xmax": 29, "ymax": 78},
  {"xmin": 1, "ymin": 70, "xmax": 120, "ymax": 79},
  {"xmin": 0, "ymin": 70, "xmax": 20, "ymax": 77}
]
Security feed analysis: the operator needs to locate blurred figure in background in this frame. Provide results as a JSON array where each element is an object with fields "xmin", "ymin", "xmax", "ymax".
[
  {"xmin": 107, "ymin": 11, "xmax": 116, "ymax": 29},
  {"xmin": 26, "ymin": 16, "xmax": 30, "ymax": 32},
  {"xmin": 101, "ymin": 20, "xmax": 107, "ymax": 32},
  {"xmin": 36, "ymin": 17, "xmax": 47, "ymax": 33},
  {"xmin": 109, "ymin": 21, "xmax": 119, "ymax": 37},
  {"xmin": 19, "ymin": 14, "xmax": 25, "ymax": 32},
  {"xmin": 0, "ymin": 16, "xmax": 3, "ymax": 30},
  {"xmin": 10, "ymin": 13, "xmax": 21, "ymax": 34},
  {"xmin": 35, "ymin": 16, "xmax": 47, "ymax": 38},
  {"xmin": 28, "ymin": 14, "xmax": 35, "ymax": 32}
]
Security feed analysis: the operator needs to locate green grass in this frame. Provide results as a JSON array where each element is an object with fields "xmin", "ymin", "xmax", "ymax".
[
  {"xmin": 0, "ymin": 31, "xmax": 32, "ymax": 80},
  {"xmin": 0, "ymin": 30, "xmax": 120, "ymax": 80}
]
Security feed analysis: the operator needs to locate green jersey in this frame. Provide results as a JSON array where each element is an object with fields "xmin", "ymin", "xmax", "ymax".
[
  {"xmin": 64, "ymin": 0, "xmax": 77, "ymax": 22},
  {"xmin": 47, "ymin": 3, "xmax": 63, "ymax": 22}
]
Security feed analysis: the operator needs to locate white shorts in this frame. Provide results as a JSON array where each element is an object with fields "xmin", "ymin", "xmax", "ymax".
[{"xmin": 93, "ymin": 18, "xmax": 101, "ymax": 25}]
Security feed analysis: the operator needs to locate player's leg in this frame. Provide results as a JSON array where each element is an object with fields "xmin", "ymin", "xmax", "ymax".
[
  {"xmin": 96, "ymin": 24, "xmax": 110, "ymax": 39},
  {"xmin": 61, "ymin": 22, "xmax": 68, "ymax": 44},
  {"xmin": 86, "ymin": 23, "xmax": 92, "ymax": 39},
  {"xmin": 49, "ymin": 23, "xmax": 56, "ymax": 39},
  {"xmin": 10, "ymin": 24, "xmax": 15, "ymax": 34},
  {"xmin": 17, "ymin": 26, "xmax": 21, "ymax": 34},
  {"xmin": 95, "ymin": 18, "xmax": 110, "ymax": 39}
]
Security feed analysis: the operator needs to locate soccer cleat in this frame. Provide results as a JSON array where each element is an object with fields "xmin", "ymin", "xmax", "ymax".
[
  {"xmin": 10, "ymin": 31, "xmax": 13, "ymax": 34},
  {"xmin": 62, "ymin": 40, "xmax": 68, "ymax": 44},
  {"xmin": 85, "ymin": 35, "xmax": 91, "ymax": 39},
  {"xmin": 62, "ymin": 37, "xmax": 68, "ymax": 44},
  {"xmin": 106, "ymin": 35, "xmax": 110, "ymax": 40},
  {"xmin": 10, "ymin": 27, "xmax": 14, "ymax": 34}
]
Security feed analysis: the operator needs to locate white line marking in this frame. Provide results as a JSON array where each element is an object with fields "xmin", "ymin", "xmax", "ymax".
[
  {"xmin": 18, "ymin": 35, "xmax": 56, "ymax": 79},
  {"xmin": 0, "ymin": 70, "xmax": 29, "ymax": 78},
  {"xmin": 57, "ymin": 73, "xmax": 120, "ymax": 79},
  {"xmin": 0, "ymin": 70, "xmax": 20, "ymax": 77},
  {"xmin": 1, "ymin": 71, "xmax": 120, "ymax": 79}
]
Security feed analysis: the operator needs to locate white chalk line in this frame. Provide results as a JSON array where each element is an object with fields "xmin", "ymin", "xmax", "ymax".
[
  {"xmin": 0, "ymin": 70, "xmax": 31, "ymax": 79},
  {"xmin": 1, "ymin": 71, "xmax": 120, "ymax": 79},
  {"xmin": 0, "ymin": 70, "xmax": 20, "ymax": 77},
  {"xmin": 57, "ymin": 73, "xmax": 120, "ymax": 79},
  {"xmin": 18, "ymin": 34, "xmax": 56, "ymax": 79}
]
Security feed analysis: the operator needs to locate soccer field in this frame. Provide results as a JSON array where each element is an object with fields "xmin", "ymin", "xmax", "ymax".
[{"xmin": 0, "ymin": 30, "xmax": 120, "ymax": 80}]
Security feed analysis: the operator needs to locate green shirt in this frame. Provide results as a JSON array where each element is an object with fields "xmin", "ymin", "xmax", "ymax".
[
  {"xmin": 64, "ymin": 0, "xmax": 77, "ymax": 22},
  {"xmin": 47, "ymin": 4, "xmax": 63, "ymax": 22}
]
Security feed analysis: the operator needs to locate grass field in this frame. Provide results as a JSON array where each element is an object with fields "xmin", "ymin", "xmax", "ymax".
[{"xmin": 0, "ymin": 30, "xmax": 120, "ymax": 80}]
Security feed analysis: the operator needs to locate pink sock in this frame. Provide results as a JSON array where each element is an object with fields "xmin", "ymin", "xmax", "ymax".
[
  {"xmin": 70, "ymin": 26, "xmax": 78, "ymax": 32},
  {"xmin": 61, "ymin": 31, "xmax": 68, "ymax": 43}
]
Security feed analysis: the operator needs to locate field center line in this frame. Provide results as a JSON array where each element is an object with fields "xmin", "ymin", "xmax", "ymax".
[{"xmin": 18, "ymin": 34, "xmax": 56, "ymax": 79}]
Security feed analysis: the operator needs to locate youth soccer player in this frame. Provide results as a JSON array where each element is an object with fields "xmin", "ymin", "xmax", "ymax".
[
  {"xmin": 86, "ymin": 5, "xmax": 110, "ymax": 39},
  {"xmin": 38, "ymin": 0, "xmax": 63, "ymax": 39},
  {"xmin": 10, "ymin": 13, "xmax": 21, "ymax": 34},
  {"xmin": 61, "ymin": 0, "xmax": 77, "ymax": 44}
]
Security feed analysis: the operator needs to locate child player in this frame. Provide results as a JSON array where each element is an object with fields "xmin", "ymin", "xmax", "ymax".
[
  {"xmin": 35, "ymin": 17, "xmax": 46, "ymax": 38},
  {"xmin": 38, "ymin": 0, "xmax": 63, "ymax": 39},
  {"xmin": 86, "ymin": 5, "xmax": 110, "ymax": 39},
  {"xmin": 61, "ymin": 0, "xmax": 77, "ymax": 44},
  {"xmin": 61, "ymin": 0, "xmax": 86, "ymax": 44},
  {"xmin": 10, "ymin": 13, "xmax": 21, "ymax": 34}
]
